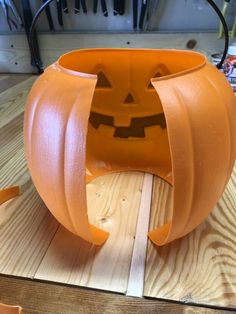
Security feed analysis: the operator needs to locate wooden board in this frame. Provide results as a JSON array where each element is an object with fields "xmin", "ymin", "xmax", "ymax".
[
  {"xmin": 0, "ymin": 76, "xmax": 36, "ymax": 129},
  {"xmin": 0, "ymin": 33, "xmax": 224, "ymax": 73},
  {"xmin": 1, "ymin": 276, "xmax": 233, "ymax": 314},
  {"xmin": 0, "ymin": 77, "xmax": 145, "ymax": 293},
  {"xmin": 0, "ymin": 75, "xmax": 31, "ymax": 93},
  {"xmin": 1, "ymin": 75, "xmax": 236, "ymax": 311},
  {"xmin": 144, "ymin": 174, "xmax": 236, "ymax": 308},
  {"xmin": 35, "ymin": 171, "xmax": 144, "ymax": 293}
]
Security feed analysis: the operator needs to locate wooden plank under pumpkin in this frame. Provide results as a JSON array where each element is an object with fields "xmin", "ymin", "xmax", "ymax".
[
  {"xmin": 35, "ymin": 171, "xmax": 144, "ymax": 293},
  {"xmin": 144, "ymin": 170, "xmax": 236, "ymax": 308},
  {"xmin": 0, "ymin": 77, "xmax": 58, "ymax": 277},
  {"xmin": 1, "ymin": 73, "xmax": 236, "ymax": 310},
  {"xmin": 0, "ymin": 74, "xmax": 146, "ymax": 293},
  {"xmin": 0, "ymin": 147, "xmax": 30, "ymax": 192},
  {"xmin": 0, "ymin": 114, "xmax": 24, "ymax": 169},
  {"xmin": 0, "ymin": 276, "xmax": 234, "ymax": 314},
  {"xmin": 0, "ymin": 74, "xmax": 31, "ymax": 93},
  {"xmin": 0, "ymin": 183, "xmax": 59, "ymax": 277},
  {"xmin": 0, "ymin": 76, "xmax": 36, "ymax": 129}
]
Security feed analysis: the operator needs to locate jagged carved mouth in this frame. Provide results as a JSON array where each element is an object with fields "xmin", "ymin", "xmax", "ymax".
[{"xmin": 89, "ymin": 111, "xmax": 166, "ymax": 138}]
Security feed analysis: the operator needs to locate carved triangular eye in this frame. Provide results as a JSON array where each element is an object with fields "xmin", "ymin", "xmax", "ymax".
[
  {"xmin": 148, "ymin": 71, "xmax": 162, "ymax": 89},
  {"xmin": 96, "ymin": 71, "xmax": 112, "ymax": 88},
  {"xmin": 124, "ymin": 93, "xmax": 135, "ymax": 104}
]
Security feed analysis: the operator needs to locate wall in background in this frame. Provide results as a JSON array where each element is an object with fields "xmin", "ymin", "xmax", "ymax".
[{"xmin": 0, "ymin": 0, "xmax": 235, "ymax": 33}]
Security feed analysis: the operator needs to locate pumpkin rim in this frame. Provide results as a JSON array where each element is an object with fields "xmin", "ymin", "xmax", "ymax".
[{"xmin": 56, "ymin": 48, "xmax": 207, "ymax": 82}]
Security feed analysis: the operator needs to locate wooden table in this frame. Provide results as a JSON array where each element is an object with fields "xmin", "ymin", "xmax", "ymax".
[{"xmin": 1, "ymin": 74, "xmax": 236, "ymax": 314}]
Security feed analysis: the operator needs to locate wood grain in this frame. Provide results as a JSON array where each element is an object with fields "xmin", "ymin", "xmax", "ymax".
[
  {"xmin": 0, "ymin": 73, "xmax": 144, "ymax": 294},
  {"xmin": 1, "ymin": 71, "xmax": 236, "ymax": 311},
  {"xmin": 0, "ymin": 33, "xmax": 223, "ymax": 73},
  {"xmin": 0, "ymin": 147, "xmax": 30, "ymax": 192},
  {"xmin": 0, "ymin": 184, "xmax": 59, "ymax": 277},
  {"xmin": 1, "ymin": 112, "xmax": 23, "ymax": 150},
  {"xmin": 144, "ymin": 170, "xmax": 236, "ymax": 308},
  {"xmin": 127, "ymin": 173, "xmax": 153, "ymax": 297},
  {"xmin": 0, "ymin": 75, "xmax": 8, "ymax": 81},
  {"xmin": 0, "ymin": 76, "xmax": 59, "ymax": 277},
  {"xmin": 0, "ymin": 76, "xmax": 35, "ymax": 169},
  {"xmin": 0, "ymin": 75, "xmax": 31, "ymax": 93},
  {"xmin": 0, "ymin": 76, "xmax": 35, "ymax": 128},
  {"xmin": 0, "ymin": 276, "xmax": 232, "ymax": 314},
  {"xmin": 35, "ymin": 172, "xmax": 144, "ymax": 293}
]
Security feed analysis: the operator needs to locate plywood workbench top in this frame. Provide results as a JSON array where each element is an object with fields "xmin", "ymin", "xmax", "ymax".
[{"xmin": 1, "ymin": 74, "xmax": 236, "ymax": 314}]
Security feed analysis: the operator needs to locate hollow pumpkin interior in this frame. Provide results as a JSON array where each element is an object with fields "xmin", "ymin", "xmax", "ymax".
[{"xmin": 58, "ymin": 49, "xmax": 206, "ymax": 184}]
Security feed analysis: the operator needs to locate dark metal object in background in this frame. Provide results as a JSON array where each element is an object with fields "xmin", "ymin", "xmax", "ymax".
[
  {"xmin": 0, "ymin": 0, "xmax": 23, "ymax": 30},
  {"xmin": 61, "ymin": 0, "xmax": 68, "ymax": 13},
  {"xmin": 43, "ymin": 0, "xmax": 54, "ymax": 30},
  {"xmin": 74, "ymin": 0, "xmax": 87, "ymax": 14},
  {"xmin": 119, "ymin": 0, "xmax": 125, "ymax": 15},
  {"xmin": 113, "ymin": 0, "xmax": 118, "ymax": 15},
  {"xmin": 218, "ymin": 0, "xmax": 231, "ymax": 38},
  {"xmin": 114, "ymin": 0, "xmax": 125, "ymax": 15},
  {"xmin": 56, "ymin": 0, "xmax": 63, "ymax": 25},
  {"xmin": 133, "ymin": 0, "xmax": 138, "ymax": 29},
  {"xmin": 74, "ymin": 0, "xmax": 80, "ymax": 13},
  {"xmin": 81, "ymin": 0, "xmax": 87, "ymax": 13},
  {"xmin": 101, "ymin": 0, "xmax": 108, "ymax": 17},
  {"xmin": 29, "ymin": 0, "xmax": 229, "ymax": 73},
  {"xmin": 21, "ymin": 0, "xmax": 42, "ymax": 68},
  {"xmin": 139, "ymin": 0, "xmax": 148, "ymax": 30},
  {"xmin": 93, "ymin": 0, "xmax": 98, "ymax": 13},
  {"xmin": 207, "ymin": 0, "xmax": 229, "ymax": 68},
  {"xmin": 146, "ymin": 0, "xmax": 160, "ymax": 31}
]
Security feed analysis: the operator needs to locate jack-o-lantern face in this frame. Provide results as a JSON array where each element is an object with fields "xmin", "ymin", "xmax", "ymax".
[
  {"xmin": 82, "ymin": 50, "xmax": 173, "ymax": 183},
  {"xmin": 24, "ymin": 49, "xmax": 236, "ymax": 246}
]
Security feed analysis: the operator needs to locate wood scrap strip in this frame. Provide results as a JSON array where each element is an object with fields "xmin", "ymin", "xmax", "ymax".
[{"xmin": 126, "ymin": 173, "xmax": 153, "ymax": 297}]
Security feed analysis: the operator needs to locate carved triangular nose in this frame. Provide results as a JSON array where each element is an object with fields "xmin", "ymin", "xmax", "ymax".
[
  {"xmin": 124, "ymin": 92, "xmax": 135, "ymax": 104},
  {"xmin": 97, "ymin": 71, "xmax": 112, "ymax": 88}
]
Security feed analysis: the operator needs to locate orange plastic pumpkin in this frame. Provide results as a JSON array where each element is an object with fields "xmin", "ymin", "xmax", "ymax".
[
  {"xmin": 0, "ymin": 303, "xmax": 22, "ymax": 314},
  {"xmin": 24, "ymin": 48, "xmax": 236, "ymax": 246}
]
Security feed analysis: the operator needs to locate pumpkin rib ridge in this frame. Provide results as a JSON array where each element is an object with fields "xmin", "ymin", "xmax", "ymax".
[
  {"xmin": 26, "ymin": 71, "xmax": 90, "ymax": 233},
  {"xmin": 61, "ymin": 94, "xmax": 79, "ymax": 235},
  {"xmin": 204, "ymin": 73, "xmax": 234, "ymax": 182},
  {"xmin": 147, "ymin": 79, "xmax": 196, "ymax": 245},
  {"xmin": 62, "ymin": 86, "xmax": 93, "ymax": 241},
  {"xmin": 63, "ymin": 92, "xmax": 94, "ymax": 240},
  {"xmin": 171, "ymin": 84, "xmax": 196, "ymax": 238},
  {"xmin": 62, "ymin": 80, "xmax": 109, "ymax": 244},
  {"xmin": 27, "ymin": 81, "xmax": 51, "ymax": 179}
]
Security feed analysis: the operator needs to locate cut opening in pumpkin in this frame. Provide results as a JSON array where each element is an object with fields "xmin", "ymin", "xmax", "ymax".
[
  {"xmin": 26, "ymin": 48, "xmax": 236, "ymax": 247},
  {"xmin": 57, "ymin": 49, "xmax": 205, "ymax": 183},
  {"xmin": 96, "ymin": 71, "xmax": 112, "ymax": 88}
]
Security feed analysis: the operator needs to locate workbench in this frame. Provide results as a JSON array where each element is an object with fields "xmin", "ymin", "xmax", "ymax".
[{"xmin": 1, "ymin": 73, "xmax": 236, "ymax": 314}]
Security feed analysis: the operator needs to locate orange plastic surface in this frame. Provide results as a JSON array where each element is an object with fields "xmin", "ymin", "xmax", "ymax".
[
  {"xmin": 0, "ymin": 187, "xmax": 20, "ymax": 205},
  {"xmin": 24, "ymin": 49, "xmax": 236, "ymax": 246},
  {"xmin": 0, "ymin": 303, "xmax": 22, "ymax": 314}
]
